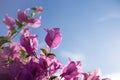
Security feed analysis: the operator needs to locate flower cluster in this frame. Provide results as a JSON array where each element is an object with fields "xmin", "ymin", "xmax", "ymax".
[{"xmin": 0, "ymin": 6, "xmax": 110, "ymax": 80}]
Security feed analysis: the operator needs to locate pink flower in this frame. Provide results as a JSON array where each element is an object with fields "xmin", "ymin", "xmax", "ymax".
[
  {"xmin": 3, "ymin": 15, "xmax": 15, "ymax": 31},
  {"xmin": 44, "ymin": 28, "xmax": 62, "ymax": 49},
  {"xmin": 49, "ymin": 57, "xmax": 62, "ymax": 75},
  {"xmin": 47, "ymin": 56, "xmax": 62, "ymax": 75},
  {"xmin": 9, "ymin": 58, "xmax": 24, "ymax": 79},
  {"xmin": 27, "ymin": 17, "xmax": 41, "ymax": 28},
  {"xmin": 39, "ymin": 52, "xmax": 62, "ymax": 76},
  {"xmin": 82, "ymin": 69, "xmax": 101, "ymax": 80},
  {"xmin": 38, "ymin": 58, "xmax": 48, "ymax": 78},
  {"xmin": 0, "ymin": 58, "xmax": 24, "ymax": 80},
  {"xmin": 60, "ymin": 60, "xmax": 82, "ymax": 80},
  {"xmin": 0, "ymin": 68, "xmax": 13, "ymax": 80},
  {"xmin": 102, "ymin": 78, "xmax": 111, "ymax": 80},
  {"xmin": 3, "ymin": 42, "xmax": 23, "ymax": 58},
  {"xmin": 40, "ymin": 53, "xmax": 62, "ymax": 76},
  {"xmin": 34, "ymin": 6, "xmax": 44, "ymax": 14},
  {"xmin": 20, "ymin": 28, "xmax": 38, "ymax": 55},
  {"xmin": 82, "ymin": 69, "xmax": 110, "ymax": 80},
  {"xmin": 26, "ymin": 59, "xmax": 44, "ymax": 78},
  {"xmin": 17, "ymin": 8, "xmax": 41, "ymax": 28},
  {"xmin": 17, "ymin": 8, "xmax": 30, "ymax": 24},
  {"xmin": 3, "ymin": 15, "xmax": 16, "ymax": 38},
  {"xmin": 17, "ymin": 69, "xmax": 34, "ymax": 80}
]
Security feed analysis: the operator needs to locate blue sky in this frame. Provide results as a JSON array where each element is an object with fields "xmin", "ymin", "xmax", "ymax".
[{"xmin": 0, "ymin": 0, "xmax": 120, "ymax": 79}]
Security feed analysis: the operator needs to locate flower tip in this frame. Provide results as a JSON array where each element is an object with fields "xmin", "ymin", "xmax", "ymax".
[
  {"xmin": 44, "ymin": 28, "xmax": 49, "ymax": 32},
  {"xmin": 17, "ymin": 9, "xmax": 21, "ymax": 12},
  {"xmin": 39, "ymin": 6, "xmax": 44, "ymax": 10}
]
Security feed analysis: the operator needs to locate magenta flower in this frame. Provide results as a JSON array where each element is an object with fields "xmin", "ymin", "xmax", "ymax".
[
  {"xmin": 34, "ymin": 6, "xmax": 44, "ymax": 14},
  {"xmin": 3, "ymin": 15, "xmax": 15, "ymax": 31},
  {"xmin": 16, "ymin": 58, "xmax": 47, "ymax": 80},
  {"xmin": 47, "ymin": 55, "xmax": 62, "ymax": 75},
  {"xmin": 38, "ymin": 58, "xmax": 48, "ymax": 78},
  {"xmin": 22, "ymin": 58, "xmax": 48, "ymax": 79},
  {"xmin": 102, "ymin": 78, "xmax": 111, "ymax": 80},
  {"xmin": 44, "ymin": 28, "xmax": 62, "ymax": 49},
  {"xmin": 9, "ymin": 58, "xmax": 24, "ymax": 79},
  {"xmin": 17, "ymin": 8, "xmax": 41, "ymax": 28},
  {"xmin": 27, "ymin": 17, "xmax": 41, "ymax": 28},
  {"xmin": 20, "ymin": 28, "xmax": 38, "ymax": 55},
  {"xmin": 82, "ymin": 69, "xmax": 110, "ymax": 80},
  {"xmin": 39, "ymin": 52, "xmax": 62, "ymax": 76},
  {"xmin": 17, "ymin": 8, "xmax": 30, "ymax": 24},
  {"xmin": 60, "ymin": 60, "xmax": 82, "ymax": 80},
  {"xmin": 3, "ymin": 15, "xmax": 16, "ymax": 38},
  {"xmin": 40, "ymin": 52, "xmax": 62, "ymax": 76},
  {"xmin": 17, "ymin": 69, "xmax": 34, "ymax": 80},
  {"xmin": 82, "ymin": 69, "xmax": 100, "ymax": 80},
  {"xmin": 0, "ymin": 58, "xmax": 24, "ymax": 80},
  {"xmin": 0, "ymin": 68, "xmax": 13, "ymax": 80},
  {"xmin": 26, "ymin": 59, "xmax": 45, "ymax": 79},
  {"xmin": 3, "ymin": 42, "xmax": 23, "ymax": 58}
]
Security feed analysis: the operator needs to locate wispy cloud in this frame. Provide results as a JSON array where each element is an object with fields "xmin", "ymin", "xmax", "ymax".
[
  {"xmin": 60, "ymin": 50, "xmax": 85, "ymax": 62},
  {"xmin": 99, "ymin": 12, "xmax": 120, "ymax": 21},
  {"xmin": 103, "ymin": 72, "xmax": 120, "ymax": 80}
]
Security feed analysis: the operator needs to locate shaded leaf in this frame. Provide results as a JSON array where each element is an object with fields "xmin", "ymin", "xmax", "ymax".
[
  {"xmin": 28, "ymin": 13, "xmax": 35, "ymax": 18},
  {"xmin": 31, "ymin": 7, "xmax": 37, "ymax": 11},
  {"xmin": 40, "ymin": 48, "xmax": 47, "ymax": 55},
  {"xmin": 25, "ymin": 54, "xmax": 30, "ymax": 58},
  {"xmin": 0, "ymin": 36, "xmax": 11, "ymax": 48},
  {"xmin": 47, "ymin": 53, "xmax": 56, "ymax": 57},
  {"xmin": 15, "ymin": 20, "xmax": 24, "ymax": 29},
  {"xmin": 8, "ymin": 57, "xmax": 14, "ymax": 64},
  {"xmin": 20, "ymin": 49, "xmax": 30, "ymax": 58},
  {"xmin": 49, "ymin": 75, "xmax": 58, "ymax": 80},
  {"xmin": 11, "ymin": 29, "xmax": 17, "ymax": 36},
  {"xmin": 4, "ymin": 57, "xmax": 14, "ymax": 64}
]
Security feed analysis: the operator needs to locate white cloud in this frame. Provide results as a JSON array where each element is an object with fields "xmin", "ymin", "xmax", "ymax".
[
  {"xmin": 103, "ymin": 72, "xmax": 120, "ymax": 80},
  {"xmin": 99, "ymin": 12, "xmax": 120, "ymax": 21},
  {"xmin": 60, "ymin": 50, "xmax": 85, "ymax": 62}
]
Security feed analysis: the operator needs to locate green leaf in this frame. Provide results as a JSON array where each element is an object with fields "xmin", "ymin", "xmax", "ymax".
[
  {"xmin": 20, "ymin": 49, "xmax": 30, "ymax": 58},
  {"xmin": 40, "ymin": 48, "xmax": 47, "ymax": 55},
  {"xmin": 0, "ymin": 36, "xmax": 11, "ymax": 48},
  {"xmin": 4, "ymin": 57, "xmax": 14, "ymax": 64},
  {"xmin": 31, "ymin": 7, "xmax": 37, "ymax": 11},
  {"xmin": 11, "ymin": 29, "xmax": 17, "ymax": 36},
  {"xmin": 28, "ymin": 13, "xmax": 35, "ymax": 18},
  {"xmin": 31, "ymin": 13, "xmax": 35, "ymax": 17},
  {"xmin": 20, "ymin": 49, "xmax": 26, "ymax": 55},
  {"xmin": 15, "ymin": 20, "xmax": 24, "ymax": 29},
  {"xmin": 49, "ymin": 75, "xmax": 58, "ymax": 80},
  {"xmin": 47, "ymin": 53, "xmax": 56, "ymax": 57},
  {"xmin": 8, "ymin": 58, "xmax": 14, "ymax": 64},
  {"xmin": 25, "ymin": 54, "xmax": 30, "ymax": 58}
]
